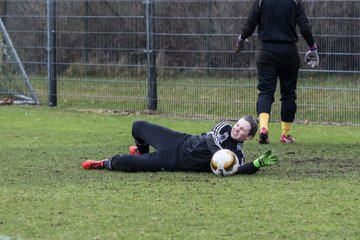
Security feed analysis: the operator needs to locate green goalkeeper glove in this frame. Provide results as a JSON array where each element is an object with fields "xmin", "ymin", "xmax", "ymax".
[{"xmin": 253, "ymin": 150, "xmax": 279, "ymax": 168}]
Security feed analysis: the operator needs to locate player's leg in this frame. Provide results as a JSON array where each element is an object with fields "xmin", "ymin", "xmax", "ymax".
[
  {"xmin": 278, "ymin": 44, "xmax": 300, "ymax": 143},
  {"xmin": 131, "ymin": 120, "xmax": 188, "ymax": 154},
  {"xmin": 256, "ymin": 61, "xmax": 278, "ymax": 116},
  {"xmin": 107, "ymin": 151, "xmax": 178, "ymax": 172},
  {"xmin": 82, "ymin": 151, "xmax": 177, "ymax": 171},
  {"xmin": 256, "ymin": 47, "xmax": 278, "ymax": 143}
]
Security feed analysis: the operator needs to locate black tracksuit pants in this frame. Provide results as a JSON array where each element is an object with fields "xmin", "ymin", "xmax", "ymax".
[
  {"xmin": 109, "ymin": 120, "xmax": 188, "ymax": 172},
  {"xmin": 256, "ymin": 42, "xmax": 300, "ymax": 122}
]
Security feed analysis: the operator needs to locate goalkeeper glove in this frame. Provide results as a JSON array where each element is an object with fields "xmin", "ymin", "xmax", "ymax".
[
  {"xmin": 253, "ymin": 150, "xmax": 279, "ymax": 168},
  {"xmin": 304, "ymin": 44, "xmax": 319, "ymax": 68},
  {"xmin": 235, "ymin": 35, "xmax": 249, "ymax": 53}
]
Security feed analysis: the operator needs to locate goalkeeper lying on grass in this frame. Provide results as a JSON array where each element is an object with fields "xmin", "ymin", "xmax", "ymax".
[{"xmin": 82, "ymin": 116, "xmax": 278, "ymax": 175}]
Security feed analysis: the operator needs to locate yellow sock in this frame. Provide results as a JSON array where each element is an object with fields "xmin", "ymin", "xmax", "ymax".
[
  {"xmin": 281, "ymin": 121, "xmax": 292, "ymax": 136},
  {"xmin": 259, "ymin": 113, "xmax": 270, "ymax": 130}
]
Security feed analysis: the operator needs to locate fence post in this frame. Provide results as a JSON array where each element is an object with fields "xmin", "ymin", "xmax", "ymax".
[
  {"xmin": 47, "ymin": 0, "xmax": 57, "ymax": 107},
  {"xmin": 206, "ymin": 0, "xmax": 213, "ymax": 74},
  {"xmin": 145, "ymin": 0, "xmax": 157, "ymax": 111},
  {"xmin": 0, "ymin": 1, "xmax": 6, "ymax": 66},
  {"xmin": 83, "ymin": 1, "xmax": 89, "ymax": 63}
]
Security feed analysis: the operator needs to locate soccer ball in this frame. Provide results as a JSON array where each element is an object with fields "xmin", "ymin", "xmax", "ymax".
[{"xmin": 210, "ymin": 149, "xmax": 239, "ymax": 177}]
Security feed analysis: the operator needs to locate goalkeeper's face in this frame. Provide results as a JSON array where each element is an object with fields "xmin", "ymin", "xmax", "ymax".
[{"xmin": 231, "ymin": 118, "xmax": 252, "ymax": 142}]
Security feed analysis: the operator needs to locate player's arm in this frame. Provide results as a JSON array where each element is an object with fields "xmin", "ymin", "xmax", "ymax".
[
  {"xmin": 236, "ymin": 0, "xmax": 260, "ymax": 52},
  {"xmin": 237, "ymin": 162, "xmax": 259, "ymax": 175},
  {"xmin": 240, "ymin": 0, "xmax": 261, "ymax": 40},
  {"xmin": 205, "ymin": 121, "xmax": 231, "ymax": 154},
  {"xmin": 296, "ymin": 0, "xmax": 319, "ymax": 68},
  {"xmin": 236, "ymin": 150, "xmax": 279, "ymax": 175},
  {"xmin": 296, "ymin": 0, "xmax": 315, "ymax": 47}
]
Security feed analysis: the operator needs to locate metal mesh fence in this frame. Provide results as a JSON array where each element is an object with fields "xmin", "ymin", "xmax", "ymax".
[{"xmin": 0, "ymin": 0, "xmax": 359, "ymax": 125}]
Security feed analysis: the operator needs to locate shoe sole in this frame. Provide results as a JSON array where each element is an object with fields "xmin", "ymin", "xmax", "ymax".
[
  {"xmin": 82, "ymin": 160, "xmax": 104, "ymax": 170},
  {"xmin": 258, "ymin": 135, "xmax": 269, "ymax": 144},
  {"xmin": 129, "ymin": 146, "xmax": 140, "ymax": 155}
]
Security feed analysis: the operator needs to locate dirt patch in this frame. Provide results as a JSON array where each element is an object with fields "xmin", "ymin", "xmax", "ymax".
[{"xmin": 286, "ymin": 158, "xmax": 359, "ymax": 178}]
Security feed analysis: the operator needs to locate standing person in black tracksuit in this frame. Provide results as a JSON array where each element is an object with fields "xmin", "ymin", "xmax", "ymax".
[
  {"xmin": 82, "ymin": 115, "xmax": 278, "ymax": 175},
  {"xmin": 236, "ymin": 0, "xmax": 319, "ymax": 144}
]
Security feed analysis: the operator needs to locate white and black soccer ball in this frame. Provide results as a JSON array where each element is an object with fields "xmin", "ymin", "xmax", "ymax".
[{"xmin": 210, "ymin": 149, "xmax": 239, "ymax": 177}]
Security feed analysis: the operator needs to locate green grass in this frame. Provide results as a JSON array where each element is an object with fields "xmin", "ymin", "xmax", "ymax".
[
  {"xmin": 0, "ymin": 106, "xmax": 359, "ymax": 240},
  {"xmin": 27, "ymin": 74, "xmax": 360, "ymax": 124}
]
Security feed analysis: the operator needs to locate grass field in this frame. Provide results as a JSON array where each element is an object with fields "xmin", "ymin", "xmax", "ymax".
[
  {"xmin": 26, "ymin": 74, "xmax": 360, "ymax": 124},
  {"xmin": 0, "ymin": 106, "xmax": 359, "ymax": 240}
]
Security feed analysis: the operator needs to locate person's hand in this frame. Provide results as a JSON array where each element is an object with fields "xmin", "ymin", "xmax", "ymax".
[
  {"xmin": 304, "ymin": 44, "xmax": 319, "ymax": 68},
  {"xmin": 253, "ymin": 150, "xmax": 279, "ymax": 168},
  {"xmin": 235, "ymin": 35, "xmax": 249, "ymax": 53}
]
